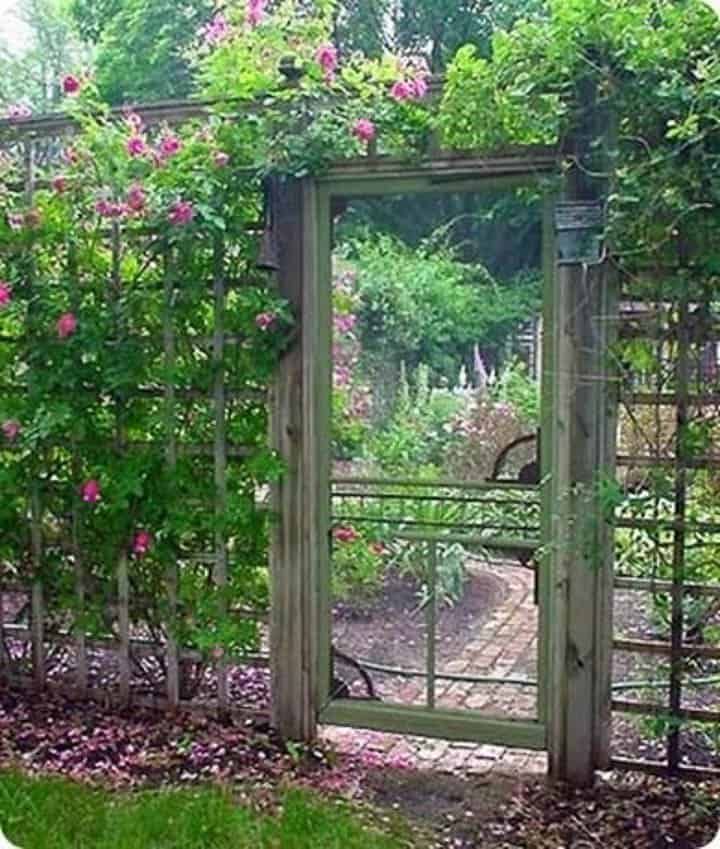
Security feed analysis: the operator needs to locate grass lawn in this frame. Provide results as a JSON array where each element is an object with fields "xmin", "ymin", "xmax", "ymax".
[{"xmin": 0, "ymin": 771, "xmax": 411, "ymax": 849}]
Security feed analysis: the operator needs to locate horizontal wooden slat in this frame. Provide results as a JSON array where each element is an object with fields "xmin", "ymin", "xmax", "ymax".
[
  {"xmin": 320, "ymin": 149, "xmax": 559, "ymax": 184},
  {"xmin": 612, "ymin": 699, "xmax": 720, "ymax": 723},
  {"xmin": 321, "ymin": 700, "xmax": 547, "ymax": 749},
  {"xmin": 611, "ymin": 756, "xmax": 720, "ymax": 781},
  {"xmin": 331, "ymin": 476, "xmax": 539, "ymax": 492},
  {"xmin": 3, "ymin": 624, "xmax": 269, "ymax": 666},
  {"xmin": 616, "ymin": 518, "xmax": 720, "ymax": 534},
  {"xmin": 614, "ymin": 576, "xmax": 720, "ymax": 597},
  {"xmin": 614, "ymin": 638, "xmax": 720, "ymax": 659},
  {"xmin": 1, "ymin": 441, "xmax": 255, "ymax": 458},
  {"xmin": 10, "ymin": 677, "xmax": 269, "ymax": 720},
  {"xmin": 617, "ymin": 455, "xmax": 720, "ymax": 469},
  {"xmin": 621, "ymin": 392, "xmax": 720, "ymax": 406},
  {"xmin": 332, "ymin": 490, "xmax": 537, "ymax": 507}
]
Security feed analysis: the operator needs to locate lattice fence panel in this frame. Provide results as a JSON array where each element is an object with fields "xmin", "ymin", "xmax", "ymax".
[
  {"xmin": 0, "ymin": 116, "xmax": 283, "ymax": 718},
  {"xmin": 612, "ymin": 277, "xmax": 720, "ymax": 778}
]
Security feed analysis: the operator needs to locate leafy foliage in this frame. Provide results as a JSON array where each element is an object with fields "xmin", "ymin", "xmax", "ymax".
[
  {"xmin": 334, "ymin": 0, "xmax": 547, "ymax": 71},
  {"xmin": 343, "ymin": 234, "xmax": 541, "ymax": 383},
  {"xmin": 0, "ymin": 0, "xmax": 89, "ymax": 112},
  {"xmin": 439, "ymin": 0, "xmax": 720, "ymax": 275},
  {"xmin": 0, "ymin": 89, "xmax": 294, "ymax": 658}
]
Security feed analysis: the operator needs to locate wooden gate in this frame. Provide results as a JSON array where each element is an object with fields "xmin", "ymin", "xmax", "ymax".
[{"xmin": 269, "ymin": 147, "xmax": 618, "ymax": 786}]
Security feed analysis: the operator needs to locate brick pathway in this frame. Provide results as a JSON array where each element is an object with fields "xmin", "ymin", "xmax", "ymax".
[{"xmin": 325, "ymin": 558, "xmax": 548, "ymax": 777}]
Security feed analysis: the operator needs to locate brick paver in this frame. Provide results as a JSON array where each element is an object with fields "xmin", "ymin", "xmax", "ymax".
[{"xmin": 325, "ymin": 557, "xmax": 547, "ymax": 778}]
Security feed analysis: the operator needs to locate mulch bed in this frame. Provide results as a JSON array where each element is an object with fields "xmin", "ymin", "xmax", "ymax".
[
  {"xmin": 2, "ymin": 688, "xmax": 718, "ymax": 849},
  {"xmin": 0, "ymin": 687, "xmax": 347, "ymax": 795},
  {"xmin": 367, "ymin": 766, "xmax": 720, "ymax": 849}
]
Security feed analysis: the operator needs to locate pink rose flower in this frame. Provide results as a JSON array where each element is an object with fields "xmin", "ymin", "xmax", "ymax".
[
  {"xmin": 7, "ymin": 213, "xmax": 25, "ymax": 231},
  {"xmin": 214, "ymin": 151, "xmax": 230, "ymax": 167},
  {"xmin": 57, "ymin": 312, "xmax": 77, "ymax": 339},
  {"xmin": 316, "ymin": 43, "xmax": 338, "ymax": 82},
  {"xmin": 126, "ymin": 135, "xmax": 147, "ymax": 157},
  {"xmin": 62, "ymin": 74, "xmax": 81, "ymax": 95},
  {"xmin": 95, "ymin": 199, "xmax": 128, "ymax": 218},
  {"xmin": 158, "ymin": 134, "xmax": 182, "ymax": 159},
  {"xmin": 352, "ymin": 118, "xmax": 376, "ymax": 144},
  {"xmin": 80, "ymin": 479, "xmax": 101, "ymax": 504},
  {"xmin": 333, "ymin": 365, "xmax": 351, "ymax": 387},
  {"xmin": 370, "ymin": 542, "xmax": 387, "ymax": 557},
  {"xmin": 333, "ymin": 525, "xmax": 360, "ymax": 544},
  {"xmin": 201, "ymin": 12, "xmax": 230, "ymax": 44},
  {"xmin": 0, "ymin": 282, "xmax": 11, "ymax": 308},
  {"xmin": 52, "ymin": 175, "xmax": 68, "ymax": 193},
  {"xmin": 5, "ymin": 103, "xmax": 32, "ymax": 121},
  {"xmin": 255, "ymin": 311, "xmax": 276, "ymax": 331},
  {"xmin": 124, "ymin": 111, "xmax": 144, "ymax": 133},
  {"xmin": 390, "ymin": 80, "xmax": 414, "ymax": 102},
  {"xmin": 168, "ymin": 200, "xmax": 195, "ymax": 226},
  {"xmin": 334, "ymin": 314, "xmax": 357, "ymax": 335},
  {"xmin": 411, "ymin": 75, "xmax": 429, "ymax": 99},
  {"xmin": 132, "ymin": 530, "xmax": 153, "ymax": 557},
  {"xmin": 1, "ymin": 419, "xmax": 20, "ymax": 441},
  {"xmin": 246, "ymin": 0, "xmax": 266, "ymax": 27},
  {"xmin": 126, "ymin": 183, "xmax": 147, "ymax": 213}
]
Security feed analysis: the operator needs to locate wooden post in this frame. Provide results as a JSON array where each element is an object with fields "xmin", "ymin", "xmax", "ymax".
[
  {"xmin": 212, "ymin": 237, "xmax": 229, "ymax": 715},
  {"xmin": 163, "ymin": 250, "xmax": 180, "ymax": 710},
  {"xmin": 270, "ymin": 177, "xmax": 326, "ymax": 741},
  {"xmin": 68, "ymin": 243, "xmax": 88, "ymax": 698},
  {"xmin": 111, "ymin": 222, "xmax": 131, "ymax": 707},
  {"xmin": 23, "ymin": 139, "xmax": 46, "ymax": 692},
  {"xmin": 548, "ymin": 78, "xmax": 618, "ymax": 785}
]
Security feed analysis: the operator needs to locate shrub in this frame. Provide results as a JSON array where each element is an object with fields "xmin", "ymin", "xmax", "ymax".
[
  {"xmin": 331, "ymin": 524, "xmax": 386, "ymax": 599},
  {"xmin": 490, "ymin": 358, "xmax": 540, "ymax": 427},
  {"xmin": 341, "ymin": 234, "xmax": 540, "ymax": 386},
  {"xmin": 444, "ymin": 390, "xmax": 532, "ymax": 482},
  {"xmin": 365, "ymin": 364, "xmax": 464, "ymax": 473}
]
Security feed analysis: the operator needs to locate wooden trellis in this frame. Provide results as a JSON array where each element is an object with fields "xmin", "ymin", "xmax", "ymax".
[
  {"xmin": 0, "ymin": 108, "xmax": 271, "ymax": 719},
  {"xmin": 612, "ymin": 289, "xmax": 720, "ymax": 780}
]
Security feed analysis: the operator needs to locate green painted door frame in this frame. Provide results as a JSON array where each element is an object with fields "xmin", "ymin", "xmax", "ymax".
[{"xmin": 312, "ymin": 160, "xmax": 557, "ymax": 752}]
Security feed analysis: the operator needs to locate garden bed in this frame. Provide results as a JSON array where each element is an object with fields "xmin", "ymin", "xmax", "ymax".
[{"xmin": 333, "ymin": 564, "xmax": 508, "ymax": 671}]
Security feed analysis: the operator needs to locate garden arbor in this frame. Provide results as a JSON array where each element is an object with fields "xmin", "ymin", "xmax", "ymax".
[{"xmin": 269, "ymin": 144, "xmax": 618, "ymax": 787}]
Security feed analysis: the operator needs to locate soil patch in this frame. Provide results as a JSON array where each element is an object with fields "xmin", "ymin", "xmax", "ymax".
[
  {"xmin": 366, "ymin": 766, "xmax": 719, "ymax": 849},
  {"xmin": 332, "ymin": 566, "xmax": 508, "ymax": 672}
]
